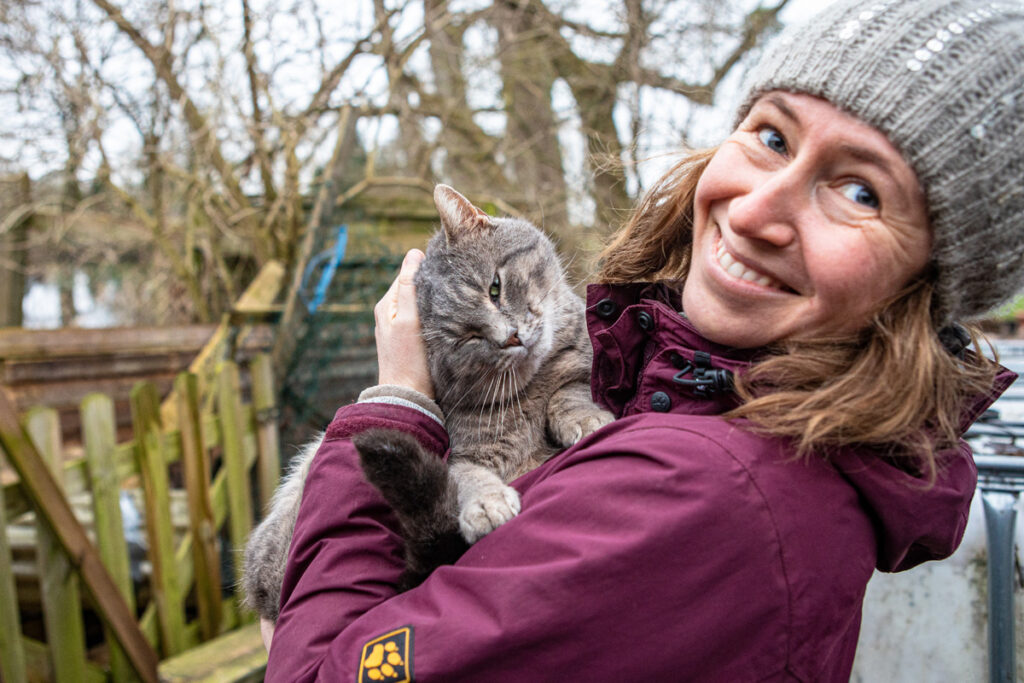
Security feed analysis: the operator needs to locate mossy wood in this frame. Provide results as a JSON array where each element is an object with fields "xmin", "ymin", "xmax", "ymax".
[
  {"xmin": 217, "ymin": 361, "xmax": 254, "ymax": 592},
  {"xmin": 176, "ymin": 372, "xmax": 222, "ymax": 640},
  {"xmin": 131, "ymin": 381, "xmax": 188, "ymax": 657},
  {"xmin": 0, "ymin": 353, "xmax": 278, "ymax": 682},
  {"xmin": 0, "ymin": 475, "xmax": 28, "ymax": 683},
  {"xmin": 83, "ymin": 392, "xmax": 138, "ymax": 682},
  {"xmin": 25, "ymin": 406, "xmax": 90, "ymax": 681},
  {"xmin": 0, "ymin": 391, "xmax": 160, "ymax": 682},
  {"xmin": 158, "ymin": 625, "xmax": 266, "ymax": 682},
  {"xmin": 250, "ymin": 352, "xmax": 281, "ymax": 508},
  {"xmin": 0, "ymin": 262, "xmax": 285, "ymax": 682}
]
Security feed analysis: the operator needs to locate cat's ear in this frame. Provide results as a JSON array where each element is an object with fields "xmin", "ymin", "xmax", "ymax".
[{"xmin": 434, "ymin": 184, "xmax": 492, "ymax": 241}]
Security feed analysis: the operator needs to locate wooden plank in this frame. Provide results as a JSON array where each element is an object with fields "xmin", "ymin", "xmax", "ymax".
[
  {"xmin": 175, "ymin": 372, "xmax": 222, "ymax": 641},
  {"xmin": 157, "ymin": 625, "xmax": 267, "ymax": 683},
  {"xmin": 1, "ymin": 393, "xmax": 158, "ymax": 682},
  {"xmin": 11, "ymin": 374, "xmax": 177, "ymax": 411},
  {"xmin": 217, "ymin": 362, "xmax": 254, "ymax": 590},
  {"xmin": 159, "ymin": 262, "xmax": 284, "ymax": 430},
  {"xmin": 22, "ymin": 635, "xmax": 107, "ymax": 683},
  {"xmin": 1, "ymin": 351, "xmax": 197, "ymax": 385},
  {"xmin": 233, "ymin": 260, "xmax": 286, "ymax": 310},
  {"xmin": 130, "ymin": 382, "xmax": 186, "ymax": 658},
  {"xmin": 4, "ymin": 408, "xmax": 237, "ymax": 522},
  {"xmin": 24, "ymin": 406, "xmax": 90, "ymax": 682},
  {"xmin": 0, "ymin": 469, "xmax": 28, "ymax": 683},
  {"xmin": 249, "ymin": 353, "xmax": 280, "ymax": 511},
  {"xmin": 82, "ymin": 392, "xmax": 137, "ymax": 683},
  {"xmin": 0, "ymin": 325, "xmax": 219, "ymax": 359}
]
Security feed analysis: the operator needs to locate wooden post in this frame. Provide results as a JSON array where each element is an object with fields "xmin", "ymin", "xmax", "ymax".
[
  {"xmin": 250, "ymin": 353, "xmax": 281, "ymax": 510},
  {"xmin": 24, "ymin": 406, "xmax": 89, "ymax": 682},
  {"xmin": 82, "ymin": 393, "xmax": 138, "ymax": 683},
  {"xmin": 216, "ymin": 361, "xmax": 253, "ymax": 588},
  {"xmin": 0, "ymin": 473, "xmax": 28, "ymax": 683},
  {"xmin": 0, "ymin": 393, "xmax": 159, "ymax": 683},
  {"xmin": 175, "ymin": 372, "xmax": 222, "ymax": 640},
  {"xmin": 130, "ymin": 382, "xmax": 186, "ymax": 657}
]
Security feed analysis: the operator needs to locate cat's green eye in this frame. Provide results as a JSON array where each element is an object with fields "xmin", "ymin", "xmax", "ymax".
[{"xmin": 489, "ymin": 273, "xmax": 501, "ymax": 300}]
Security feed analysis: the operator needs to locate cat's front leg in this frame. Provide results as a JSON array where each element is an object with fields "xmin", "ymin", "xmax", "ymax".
[
  {"xmin": 546, "ymin": 380, "xmax": 614, "ymax": 448},
  {"xmin": 449, "ymin": 460, "xmax": 521, "ymax": 543}
]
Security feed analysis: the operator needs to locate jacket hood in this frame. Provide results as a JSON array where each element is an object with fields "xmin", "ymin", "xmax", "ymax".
[
  {"xmin": 586, "ymin": 282, "xmax": 1018, "ymax": 574},
  {"xmin": 830, "ymin": 366, "xmax": 1015, "ymax": 572}
]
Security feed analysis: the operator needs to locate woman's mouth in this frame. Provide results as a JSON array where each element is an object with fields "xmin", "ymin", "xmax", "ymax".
[{"xmin": 714, "ymin": 241, "xmax": 782, "ymax": 289}]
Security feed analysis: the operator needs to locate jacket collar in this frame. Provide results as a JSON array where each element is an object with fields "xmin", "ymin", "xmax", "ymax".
[{"xmin": 586, "ymin": 282, "xmax": 759, "ymax": 418}]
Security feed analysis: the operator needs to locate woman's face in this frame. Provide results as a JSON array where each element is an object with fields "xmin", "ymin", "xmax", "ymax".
[{"xmin": 682, "ymin": 91, "xmax": 931, "ymax": 348}]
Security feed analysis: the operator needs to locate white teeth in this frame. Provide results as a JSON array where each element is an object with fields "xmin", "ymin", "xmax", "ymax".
[
  {"xmin": 715, "ymin": 240, "xmax": 782, "ymax": 290},
  {"xmin": 726, "ymin": 261, "xmax": 746, "ymax": 278}
]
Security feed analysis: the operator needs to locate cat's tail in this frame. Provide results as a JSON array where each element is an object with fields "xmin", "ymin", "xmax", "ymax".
[{"xmin": 354, "ymin": 429, "xmax": 469, "ymax": 589}]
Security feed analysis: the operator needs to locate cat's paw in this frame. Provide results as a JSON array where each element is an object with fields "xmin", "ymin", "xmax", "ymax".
[
  {"xmin": 458, "ymin": 484, "xmax": 521, "ymax": 543},
  {"xmin": 549, "ymin": 408, "xmax": 615, "ymax": 448}
]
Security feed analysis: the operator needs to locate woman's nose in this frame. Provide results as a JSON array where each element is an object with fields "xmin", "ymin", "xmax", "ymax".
[{"xmin": 726, "ymin": 170, "xmax": 801, "ymax": 248}]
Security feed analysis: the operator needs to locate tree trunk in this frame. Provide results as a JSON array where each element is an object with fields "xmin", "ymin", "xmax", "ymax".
[
  {"xmin": 0, "ymin": 174, "xmax": 30, "ymax": 327},
  {"xmin": 492, "ymin": 0, "xmax": 570, "ymax": 233}
]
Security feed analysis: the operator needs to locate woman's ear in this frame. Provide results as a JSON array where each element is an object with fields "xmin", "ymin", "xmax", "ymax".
[{"xmin": 434, "ymin": 184, "xmax": 492, "ymax": 242}]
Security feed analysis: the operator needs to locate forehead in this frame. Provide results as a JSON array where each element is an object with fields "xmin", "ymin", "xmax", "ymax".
[{"xmin": 746, "ymin": 91, "xmax": 927, "ymax": 212}]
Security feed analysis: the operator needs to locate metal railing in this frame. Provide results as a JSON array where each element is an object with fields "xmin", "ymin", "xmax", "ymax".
[{"xmin": 966, "ymin": 414, "xmax": 1024, "ymax": 683}]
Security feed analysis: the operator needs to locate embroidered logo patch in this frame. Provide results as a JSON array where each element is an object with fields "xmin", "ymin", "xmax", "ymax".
[{"xmin": 358, "ymin": 626, "xmax": 413, "ymax": 682}]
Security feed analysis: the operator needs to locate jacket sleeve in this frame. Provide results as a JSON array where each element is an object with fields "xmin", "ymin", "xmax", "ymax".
[{"xmin": 265, "ymin": 411, "xmax": 801, "ymax": 683}]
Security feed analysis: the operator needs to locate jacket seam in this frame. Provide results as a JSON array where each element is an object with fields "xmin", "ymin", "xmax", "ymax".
[{"xmin": 610, "ymin": 422, "xmax": 796, "ymax": 675}]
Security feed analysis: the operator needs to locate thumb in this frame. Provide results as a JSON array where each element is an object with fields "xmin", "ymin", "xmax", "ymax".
[{"xmin": 395, "ymin": 249, "xmax": 424, "ymax": 319}]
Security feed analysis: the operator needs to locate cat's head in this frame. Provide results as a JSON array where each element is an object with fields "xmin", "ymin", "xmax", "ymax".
[{"xmin": 415, "ymin": 185, "xmax": 568, "ymax": 400}]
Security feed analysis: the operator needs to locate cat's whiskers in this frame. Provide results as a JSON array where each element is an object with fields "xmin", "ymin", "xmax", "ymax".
[{"xmin": 511, "ymin": 367, "xmax": 525, "ymax": 428}]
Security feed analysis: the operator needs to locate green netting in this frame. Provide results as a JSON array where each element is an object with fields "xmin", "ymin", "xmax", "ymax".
[{"xmin": 281, "ymin": 234, "xmax": 403, "ymax": 442}]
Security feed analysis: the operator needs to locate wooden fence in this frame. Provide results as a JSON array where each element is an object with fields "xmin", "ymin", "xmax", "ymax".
[{"xmin": 0, "ymin": 350, "xmax": 280, "ymax": 682}]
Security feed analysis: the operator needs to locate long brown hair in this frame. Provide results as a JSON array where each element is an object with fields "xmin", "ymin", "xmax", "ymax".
[{"xmin": 597, "ymin": 148, "xmax": 999, "ymax": 480}]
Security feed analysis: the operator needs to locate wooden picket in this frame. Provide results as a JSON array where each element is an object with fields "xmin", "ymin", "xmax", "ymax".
[
  {"xmin": 177, "ymin": 372, "xmax": 222, "ymax": 640},
  {"xmin": 82, "ymin": 392, "xmax": 137, "ymax": 683},
  {"xmin": 0, "ymin": 351, "xmax": 279, "ymax": 682},
  {"xmin": 25, "ymin": 406, "xmax": 91, "ymax": 680},
  {"xmin": 131, "ymin": 381, "xmax": 188, "ymax": 658},
  {"xmin": 0, "ymin": 471, "xmax": 27, "ymax": 683}
]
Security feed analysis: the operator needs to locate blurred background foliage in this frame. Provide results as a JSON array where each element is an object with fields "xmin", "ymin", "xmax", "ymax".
[{"xmin": 0, "ymin": 0, "xmax": 796, "ymax": 327}]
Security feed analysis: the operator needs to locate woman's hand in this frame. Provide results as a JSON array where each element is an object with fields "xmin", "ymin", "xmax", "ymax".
[{"xmin": 374, "ymin": 249, "xmax": 434, "ymax": 399}]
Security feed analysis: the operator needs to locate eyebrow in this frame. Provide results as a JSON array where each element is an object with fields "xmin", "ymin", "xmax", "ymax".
[
  {"xmin": 835, "ymin": 143, "xmax": 898, "ymax": 178},
  {"xmin": 764, "ymin": 94, "xmax": 800, "ymax": 124},
  {"xmin": 764, "ymin": 94, "xmax": 902, "ymax": 180}
]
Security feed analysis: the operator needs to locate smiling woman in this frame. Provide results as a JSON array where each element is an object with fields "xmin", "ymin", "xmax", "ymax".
[
  {"xmin": 265, "ymin": 0, "xmax": 1024, "ymax": 680},
  {"xmin": 684, "ymin": 93, "xmax": 932, "ymax": 348}
]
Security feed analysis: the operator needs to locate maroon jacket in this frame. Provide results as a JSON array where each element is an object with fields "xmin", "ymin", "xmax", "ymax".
[{"xmin": 266, "ymin": 283, "xmax": 1014, "ymax": 682}]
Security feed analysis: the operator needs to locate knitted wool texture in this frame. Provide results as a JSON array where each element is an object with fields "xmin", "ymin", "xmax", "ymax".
[{"xmin": 737, "ymin": 0, "xmax": 1024, "ymax": 325}]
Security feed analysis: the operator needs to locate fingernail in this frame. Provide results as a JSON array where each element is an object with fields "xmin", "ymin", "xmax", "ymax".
[{"xmin": 404, "ymin": 249, "xmax": 424, "ymax": 268}]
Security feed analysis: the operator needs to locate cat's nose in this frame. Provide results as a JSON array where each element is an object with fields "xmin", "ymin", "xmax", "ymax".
[{"xmin": 502, "ymin": 328, "xmax": 522, "ymax": 348}]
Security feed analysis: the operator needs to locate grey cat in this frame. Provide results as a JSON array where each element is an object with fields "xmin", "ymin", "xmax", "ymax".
[{"xmin": 242, "ymin": 185, "xmax": 612, "ymax": 622}]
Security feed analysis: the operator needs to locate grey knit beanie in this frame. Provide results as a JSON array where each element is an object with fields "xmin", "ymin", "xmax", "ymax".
[{"xmin": 737, "ymin": 0, "xmax": 1024, "ymax": 326}]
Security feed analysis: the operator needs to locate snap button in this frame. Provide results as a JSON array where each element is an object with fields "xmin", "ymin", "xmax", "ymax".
[
  {"xmin": 636, "ymin": 311, "xmax": 654, "ymax": 331},
  {"xmin": 650, "ymin": 391, "xmax": 671, "ymax": 412},
  {"xmin": 595, "ymin": 298, "xmax": 618, "ymax": 319}
]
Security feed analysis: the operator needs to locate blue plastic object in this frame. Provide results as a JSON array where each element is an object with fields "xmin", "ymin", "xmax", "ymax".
[{"xmin": 300, "ymin": 225, "xmax": 348, "ymax": 313}]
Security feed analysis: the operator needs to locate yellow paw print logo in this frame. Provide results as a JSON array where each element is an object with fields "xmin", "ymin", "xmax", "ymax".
[{"xmin": 358, "ymin": 627, "xmax": 412, "ymax": 683}]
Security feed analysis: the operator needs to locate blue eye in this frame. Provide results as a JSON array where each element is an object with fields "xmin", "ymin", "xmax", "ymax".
[
  {"xmin": 758, "ymin": 127, "xmax": 787, "ymax": 154},
  {"xmin": 840, "ymin": 181, "xmax": 880, "ymax": 209}
]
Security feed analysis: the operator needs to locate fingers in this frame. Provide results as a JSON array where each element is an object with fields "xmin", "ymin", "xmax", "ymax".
[
  {"xmin": 375, "ymin": 249, "xmax": 423, "ymax": 326},
  {"xmin": 373, "ymin": 249, "xmax": 434, "ymax": 398},
  {"xmin": 395, "ymin": 249, "xmax": 424, "ymax": 321}
]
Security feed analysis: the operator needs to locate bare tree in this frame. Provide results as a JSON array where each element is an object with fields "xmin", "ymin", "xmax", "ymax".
[{"xmin": 0, "ymin": 0, "xmax": 787, "ymax": 325}]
